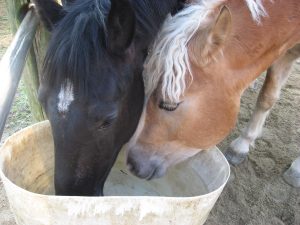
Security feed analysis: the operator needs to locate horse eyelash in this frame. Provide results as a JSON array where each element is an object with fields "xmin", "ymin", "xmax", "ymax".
[
  {"xmin": 159, "ymin": 101, "xmax": 181, "ymax": 111},
  {"xmin": 97, "ymin": 116, "xmax": 116, "ymax": 131},
  {"xmin": 97, "ymin": 121, "xmax": 112, "ymax": 130}
]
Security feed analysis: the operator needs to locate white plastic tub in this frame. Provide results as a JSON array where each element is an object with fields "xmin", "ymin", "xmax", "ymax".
[{"xmin": 0, "ymin": 121, "xmax": 230, "ymax": 225}]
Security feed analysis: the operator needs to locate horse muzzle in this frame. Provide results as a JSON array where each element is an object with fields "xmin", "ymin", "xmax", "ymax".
[{"xmin": 126, "ymin": 146, "xmax": 167, "ymax": 180}]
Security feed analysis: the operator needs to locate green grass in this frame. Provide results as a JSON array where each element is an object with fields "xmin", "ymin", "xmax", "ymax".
[
  {"xmin": 3, "ymin": 82, "xmax": 34, "ymax": 138},
  {"xmin": 0, "ymin": 0, "xmax": 33, "ymax": 142},
  {"xmin": 0, "ymin": 2, "xmax": 11, "ymax": 57}
]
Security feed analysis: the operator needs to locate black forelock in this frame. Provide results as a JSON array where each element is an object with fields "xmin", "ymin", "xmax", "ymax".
[{"xmin": 43, "ymin": 0, "xmax": 111, "ymax": 95}]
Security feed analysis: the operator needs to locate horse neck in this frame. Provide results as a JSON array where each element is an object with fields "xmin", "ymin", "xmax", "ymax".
[
  {"xmin": 213, "ymin": 0, "xmax": 300, "ymax": 94},
  {"xmin": 132, "ymin": 0, "xmax": 179, "ymax": 46}
]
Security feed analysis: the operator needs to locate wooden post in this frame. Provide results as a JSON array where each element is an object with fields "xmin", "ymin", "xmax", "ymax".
[{"xmin": 5, "ymin": 0, "xmax": 47, "ymax": 121}]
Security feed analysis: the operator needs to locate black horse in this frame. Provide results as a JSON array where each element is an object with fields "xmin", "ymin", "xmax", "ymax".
[{"xmin": 33, "ymin": 0, "xmax": 183, "ymax": 196}]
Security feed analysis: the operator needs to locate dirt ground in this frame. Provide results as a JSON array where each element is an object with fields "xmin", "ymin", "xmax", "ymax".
[{"xmin": 0, "ymin": 1, "xmax": 300, "ymax": 225}]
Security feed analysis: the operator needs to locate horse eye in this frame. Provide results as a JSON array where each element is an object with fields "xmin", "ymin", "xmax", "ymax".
[
  {"xmin": 98, "ymin": 121, "xmax": 111, "ymax": 130},
  {"xmin": 159, "ymin": 101, "xmax": 180, "ymax": 111},
  {"xmin": 97, "ymin": 118, "xmax": 115, "ymax": 131}
]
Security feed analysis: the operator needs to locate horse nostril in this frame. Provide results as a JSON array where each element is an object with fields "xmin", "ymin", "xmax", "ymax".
[
  {"xmin": 127, "ymin": 162, "xmax": 134, "ymax": 172},
  {"xmin": 126, "ymin": 157, "xmax": 137, "ymax": 173}
]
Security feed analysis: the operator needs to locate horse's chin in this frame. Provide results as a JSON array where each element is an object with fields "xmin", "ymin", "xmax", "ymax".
[{"xmin": 96, "ymin": 188, "xmax": 104, "ymax": 197}]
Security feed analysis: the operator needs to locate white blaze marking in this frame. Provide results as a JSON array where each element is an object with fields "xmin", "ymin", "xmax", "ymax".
[{"xmin": 58, "ymin": 79, "xmax": 74, "ymax": 113}]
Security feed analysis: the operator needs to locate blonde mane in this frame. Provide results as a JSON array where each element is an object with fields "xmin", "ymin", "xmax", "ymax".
[{"xmin": 143, "ymin": 0, "xmax": 267, "ymax": 103}]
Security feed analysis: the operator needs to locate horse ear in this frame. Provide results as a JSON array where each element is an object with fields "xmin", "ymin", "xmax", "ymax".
[
  {"xmin": 189, "ymin": 6, "xmax": 232, "ymax": 66},
  {"xmin": 107, "ymin": 0, "xmax": 135, "ymax": 54},
  {"xmin": 32, "ymin": 0, "xmax": 65, "ymax": 31}
]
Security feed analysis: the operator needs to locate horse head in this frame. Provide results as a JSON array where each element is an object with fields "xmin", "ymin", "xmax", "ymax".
[{"xmin": 34, "ymin": 0, "xmax": 180, "ymax": 196}]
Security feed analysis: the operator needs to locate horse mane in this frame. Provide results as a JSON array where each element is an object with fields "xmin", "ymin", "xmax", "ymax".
[
  {"xmin": 143, "ymin": 0, "xmax": 267, "ymax": 103},
  {"xmin": 245, "ymin": 0, "xmax": 267, "ymax": 23}
]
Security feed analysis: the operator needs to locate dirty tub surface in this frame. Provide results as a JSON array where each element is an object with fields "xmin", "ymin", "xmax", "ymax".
[{"xmin": 0, "ymin": 121, "xmax": 230, "ymax": 225}]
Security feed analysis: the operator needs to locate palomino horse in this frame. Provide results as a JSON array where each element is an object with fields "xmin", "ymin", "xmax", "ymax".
[
  {"xmin": 126, "ymin": 0, "xmax": 300, "ymax": 187},
  {"xmin": 33, "ymin": 0, "xmax": 183, "ymax": 196}
]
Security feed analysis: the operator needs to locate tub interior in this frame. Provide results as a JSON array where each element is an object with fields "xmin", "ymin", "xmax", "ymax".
[{"xmin": 0, "ymin": 122, "xmax": 229, "ymax": 197}]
